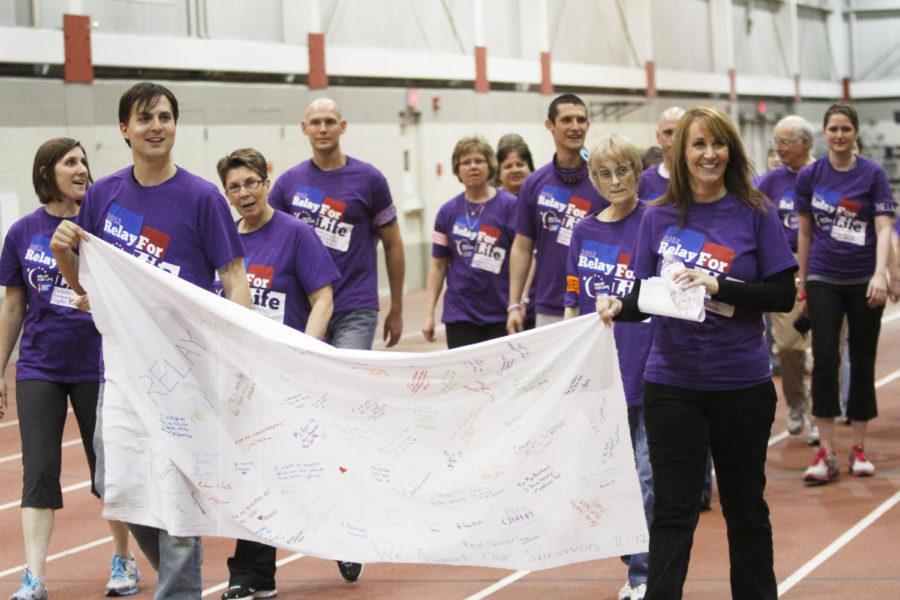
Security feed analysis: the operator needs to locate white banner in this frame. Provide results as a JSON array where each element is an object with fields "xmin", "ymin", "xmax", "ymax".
[{"xmin": 80, "ymin": 235, "xmax": 648, "ymax": 571}]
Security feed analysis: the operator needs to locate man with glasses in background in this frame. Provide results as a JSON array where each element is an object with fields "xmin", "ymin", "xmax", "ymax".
[{"xmin": 756, "ymin": 115, "xmax": 817, "ymax": 442}]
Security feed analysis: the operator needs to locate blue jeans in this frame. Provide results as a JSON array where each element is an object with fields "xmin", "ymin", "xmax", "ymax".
[
  {"xmin": 127, "ymin": 523, "xmax": 203, "ymax": 600},
  {"xmin": 94, "ymin": 384, "xmax": 204, "ymax": 600},
  {"xmin": 621, "ymin": 405, "xmax": 653, "ymax": 587},
  {"xmin": 324, "ymin": 309, "xmax": 378, "ymax": 350}
]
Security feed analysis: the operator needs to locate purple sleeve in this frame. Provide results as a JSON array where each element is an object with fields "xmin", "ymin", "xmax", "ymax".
[
  {"xmin": 431, "ymin": 203, "xmax": 451, "ymax": 259},
  {"xmin": 793, "ymin": 166, "xmax": 813, "ymax": 214},
  {"xmin": 199, "ymin": 192, "xmax": 245, "ymax": 269},
  {"xmin": 632, "ymin": 208, "xmax": 658, "ymax": 280},
  {"xmin": 295, "ymin": 226, "xmax": 340, "ymax": 293},
  {"xmin": 637, "ymin": 175, "xmax": 649, "ymax": 202},
  {"xmin": 268, "ymin": 173, "xmax": 292, "ymax": 214},
  {"xmin": 756, "ymin": 205, "xmax": 799, "ymax": 279},
  {"xmin": 0, "ymin": 226, "xmax": 23, "ymax": 286},
  {"xmin": 563, "ymin": 228, "xmax": 579, "ymax": 308},
  {"xmin": 514, "ymin": 177, "xmax": 538, "ymax": 239},
  {"xmin": 872, "ymin": 166, "xmax": 896, "ymax": 216},
  {"xmin": 370, "ymin": 172, "xmax": 398, "ymax": 228}
]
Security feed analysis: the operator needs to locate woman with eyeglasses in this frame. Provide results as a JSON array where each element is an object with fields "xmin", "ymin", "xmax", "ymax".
[
  {"xmin": 215, "ymin": 148, "xmax": 339, "ymax": 600},
  {"xmin": 795, "ymin": 103, "xmax": 895, "ymax": 483},
  {"xmin": 0, "ymin": 139, "xmax": 138, "ymax": 600},
  {"xmin": 564, "ymin": 134, "xmax": 653, "ymax": 600},
  {"xmin": 422, "ymin": 135, "xmax": 517, "ymax": 348},
  {"xmin": 597, "ymin": 107, "xmax": 797, "ymax": 600}
]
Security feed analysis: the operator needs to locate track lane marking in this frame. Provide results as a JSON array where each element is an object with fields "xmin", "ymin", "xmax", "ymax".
[
  {"xmin": 0, "ymin": 438, "xmax": 82, "ymax": 465},
  {"xmin": 777, "ymin": 491, "xmax": 900, "ymax": 596},
  {"xmin": 0, "ymin": 536, "xmax": 112, "ymax": 578},
  {"xmin": 463, "ymin": 569, "xmax": 531, "ymax": 600}
]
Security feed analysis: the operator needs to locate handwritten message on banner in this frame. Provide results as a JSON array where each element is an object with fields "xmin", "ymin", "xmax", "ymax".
[{"xmin": 80, "ymin": 235, "xmax": 648, "ymax": 571}]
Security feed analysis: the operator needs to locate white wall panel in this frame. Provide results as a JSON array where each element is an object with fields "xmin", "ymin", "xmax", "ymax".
[
  {"xmin": 651, "ymin": 0, "xmax": 713, "ymax": 72},
  {"xmin": 547, "ymin": 0, "xmax": 639, "ymax": 66},
  {"xmin": 798, "ymin": 5, "xmax": 834, "ymax": 79},
  {"xmin": 852, "ymin": 13, "xmax": 900, "ymax": 80},
  {"xmin": 482, "ymin": 0, "xmax": 522, "ymax": 58},
  {"xmin": 733, "ymin": 0, "xmax": 790, "ymax": 78},
  {"xmin": 38, "ymin": 0, "xmax": 188, "ymax": 36},
  {"xmin": 203, "ymin": 0, "xmax": 282, "ymax": 42}
]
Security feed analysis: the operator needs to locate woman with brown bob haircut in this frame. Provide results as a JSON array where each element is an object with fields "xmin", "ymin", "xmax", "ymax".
[
  {"xmin": 1, "ymin": 138, "xmax": 138, "ymax": 599},
  {"xmin": 598, "ymin": 107, "xmax": 797, "ymax": 600}
]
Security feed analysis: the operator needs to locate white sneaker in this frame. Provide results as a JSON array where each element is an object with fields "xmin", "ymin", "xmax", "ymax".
[
  {"xmin": 631, "ymin": 583, "xmax": 647, "ymax": 600},
  {"xmin": 786, "ymin": 404, "xmax": 804, "ymax": 435},
  {"xmin": 806, "ymin": 425, "xmax": 819, "ymax": 446},
  {"xmin": 617, "ymin": 582, "xmax": 632, "ymax": 600},
  {"xmin": 106, "ymin": 554, "xmax": 140, "ymax": 596},
  {"xmin": 849, "ymin": 445, "xmax": 875, "ymax": 477}
]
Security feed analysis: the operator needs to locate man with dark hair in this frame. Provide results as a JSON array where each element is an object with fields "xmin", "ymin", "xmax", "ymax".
[
  {"xmin": 51, "ymin": 81, "xmax": 251, "ymax": 599},
  {"xmin": 507, "ymin": 94, "xmax": 606, "ymax": 332}
]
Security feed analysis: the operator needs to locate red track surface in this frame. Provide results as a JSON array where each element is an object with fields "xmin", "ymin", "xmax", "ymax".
[{"xmin": 1, "ymin": 293, "xmax": 898, "ymax": 599}]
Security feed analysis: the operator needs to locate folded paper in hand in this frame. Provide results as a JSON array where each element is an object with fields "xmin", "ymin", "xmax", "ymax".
[{"xmin": 637, "ymin": 277, "xmax": 706, "ymax": 322}]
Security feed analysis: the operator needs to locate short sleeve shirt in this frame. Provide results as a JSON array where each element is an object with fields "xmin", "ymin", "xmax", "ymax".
[{"xmin": 756, "ymin": 164, "xmax": 801, "ymax": 251}]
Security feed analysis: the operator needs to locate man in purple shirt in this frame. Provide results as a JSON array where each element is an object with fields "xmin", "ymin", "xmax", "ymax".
[
  {"xmin": 507, "ymin": 94, "xmax": 607, "ymax": 332},
  {"xmin": 51, "ymin": 82, "xmax": 251, "ymax": 600},
  {"xmin": 269, "ymin": 98, "xmax": 405, "ymax": 353},
  {"xmin": 637, "ymin": 106, "xmax": 685, "ymax": 201},
  {"xmin": 756, "ymin": 115, "xmax": 816, "ymax": 440}
]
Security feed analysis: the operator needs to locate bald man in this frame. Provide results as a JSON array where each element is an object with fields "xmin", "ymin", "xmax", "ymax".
[
  {"xmin": 270, "ymin": 98, "xmax": 405, "ymax": 351},
  {"xmin": 637, "ymin": 106, "xmax": 686, "ymax": 200}
]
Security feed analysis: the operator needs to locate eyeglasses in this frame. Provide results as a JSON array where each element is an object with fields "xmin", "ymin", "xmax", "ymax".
[
  {"xmin": 226, "ymin": 179, "xmax": 264, "ymax": 196},
  {"xmin": 593, "ymin": 166, "xmax": 632, "ymax": 180},
  {"xmin": 459, "ymin": 157, "xmax": 487, "ymax": 167},
  {"xmin": 769, "ymin": 138, "xmax": 799, "ymax": 149}
]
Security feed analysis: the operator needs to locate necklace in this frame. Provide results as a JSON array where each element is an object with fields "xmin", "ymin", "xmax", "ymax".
[{"xmin": 463, "ymin": 199, "xmax": 486, "ymax": 232}]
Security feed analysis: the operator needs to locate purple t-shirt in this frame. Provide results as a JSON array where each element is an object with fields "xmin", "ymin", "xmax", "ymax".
[
  {"xmin": 564, "ymin": 204, "xmax": 651, "ymax": 407},
  {"xmin": 633, "ymin": 194, "xmax": 797, "ymax": 390},
  {"xmin": 794, "ymin": 156, "xmax": 895, "ymax": 280},
  {"xmin": 0, "ymin": 208, "xmax": 101, "ymax": 382},
  {"xmin": 268, "ymin": 156, "xmax": 397, "ymax": 314},
  {"xmin": 756, "ymin": 165, "xmax": 800, "ymax": 251},
  {"xmin": 432, "ymin": 190, "xmax": 518, "ymax": 325},
  {"xmin": 515, "ymin": 158, "xmax": 607, "ymax": 315},
  {"xmin": 637, "ymin": 163, "xmax": 669, "ymax": 201},
  {"xmin": 235, "ymin": 211, "xmax": 340, "ymax": 332},
  {"xmin": 79, "ymin": 166, "xmax": 244, "ymax": 291}
]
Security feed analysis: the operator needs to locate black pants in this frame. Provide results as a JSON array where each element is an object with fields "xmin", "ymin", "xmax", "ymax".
[
  {"xmin": 17, "ymin": 379, "xmax": 101, "ymax": 508},
  {"xmin": 444, "ymin": 321, "xmax": 508, "ymax": 349},
  {"xmin": 227, "ymin": 539, "xmax": 276, "ymax": 589},
  {"xmin": 643, "ymin": 381, "xmax": 777, "ymax": 600},
  {"xmin": 806, "ymin": 280, "xmax": 882, "ymax": 421}
]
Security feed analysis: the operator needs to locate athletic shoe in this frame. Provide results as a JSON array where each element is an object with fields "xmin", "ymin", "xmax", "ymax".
[
  {"xmin": 336, "ymin": 561, "xmax": 363, "ymax": 583},
  {"xmin": 106, "ymin": 554, "xmax": 140, "ymax": 596},
  {"xmin": 804, "ymin": 447, "xmax": 838, "ymax": 484},
  {"xmin": 220, "ymin": 585, "xmax": 277, "ymax": 600},
  {"xmin": 786, "ymin": 403, "xmax": 805, "ymax": 435},
  {"xmin": 631, "ymin": 583, "xmax": 647, "ymax": 600},
  {"xmin": 8, "ymin": 568, "xmax": 48, "ymax": 600},
  {"xmin": 617, "ymin": 582, "xmax": 632, "ymax": 600},
  {"xmin": 806, "ymin": 425, "xmax": 820, "ymax": 446},
  {"xmin": 848, "ymin": 444, "xmax": 875, "ymax": 477}
]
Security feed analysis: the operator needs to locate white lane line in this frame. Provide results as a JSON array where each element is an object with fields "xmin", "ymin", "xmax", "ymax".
[
  {"xmin": 201, "ymin": 552, "xmax": 306, "ymax": 597},
  {"xmin": 768, "ymin": 430, "xmax": 790, "ymax": 447},
  {"xmin": 777, "ymin": 490, "xmax": 900, "ymax": 596},
  {"xmin": 882, "ymin": 309, "xmax": 900, "ymax": 324},
  {"xmin": 0, "ymin": 438, "xmax": 82, "ymax": 465},
  {"xmin": 875, "ymin": 367, "xmax": 900, "ymax": 389},
  {"xmin": 0, "ymin": 408, "xmax": 74, "ymax": 430},
  {"xmin": 0, "ymin": 536, "xmax": 112, "ymax": 578},
  {"xmin": 463, "ymin": 569, "xmax": 531, "ymax": 600},
  {"xmin": 0, "ymin": 480, "xmax": 92, "ymax": 512}
]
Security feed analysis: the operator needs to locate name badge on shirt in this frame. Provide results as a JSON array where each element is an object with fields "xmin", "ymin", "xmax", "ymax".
[{"xmin": 50, "ymin": 285, "xmax": 77, "ymax": 309}]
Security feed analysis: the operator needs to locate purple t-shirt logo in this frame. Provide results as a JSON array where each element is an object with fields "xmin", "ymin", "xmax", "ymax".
[
  {"xmin": 103, "ymin": 202, "xmax": 177, "ymax": 275},
  {"xmin": 777, "ymin": 189, "xmax": 798, "ymax": 233},
  {"xmin": 291, "ymin": 185, "xmax": 353, "ymax": 252},
  {"xmin": 535, "ymin": 185, "xmax": 592, "ymax": 246},
  {"xmin": 472, "ymin": 224, "xmax": 507, "ymax": 274},
  {"xmin": 658, "ymin": 226, "xmax": 735, "ymax": 275},
  {"xmin": 577, "ymin": 240, "xmax": 634, "ymax": 298},
  {"xmin": 25, "ymin": 235, "xmax": 57, "ymax": 269},
  {"xmin": 451, "ymin": 215, "xmax": 478, "ymax": 259}
]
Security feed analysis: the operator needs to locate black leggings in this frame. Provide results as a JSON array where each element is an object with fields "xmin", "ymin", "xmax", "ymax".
[
  {"xmin": 806, "ymin": 280, "xmax": 882, "ymax": 421},
  {"xmin": 444, "ymin": 321, "xmax": 508, "ymax": 349},
  {"xmin": 16, "ymin": 379, "xmax": 101, "ymax": 508}
]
